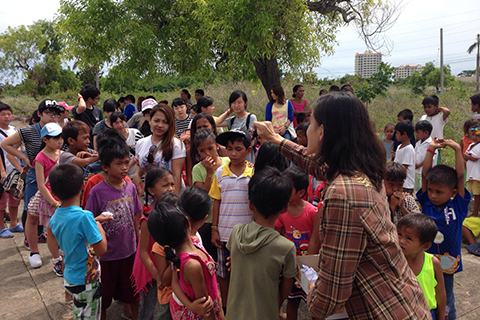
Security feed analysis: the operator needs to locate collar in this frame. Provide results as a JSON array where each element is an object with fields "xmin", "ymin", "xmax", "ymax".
[{"xmin": 220, "ymin": 161, "xmax": 254, "ymax": 178}]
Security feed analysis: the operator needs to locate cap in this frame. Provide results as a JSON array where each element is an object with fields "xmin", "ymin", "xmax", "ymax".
[
  {"xmin": 40, "ymin": 122, "xmax": 63, "ymax": 139},
  {"xmin": 38, "ymin": 99, "xmax": 61, "ymax": 113},
  {"xmin": 216, "ymin": 128, "xmax": 251, "ymax": 147},
  {"xmin": 58, "ymin": 101, "xmax": 74, "ymax": 111},
  {"xmin": 142, "ymin": 98, "xmax": 157, "ymax": 112}
]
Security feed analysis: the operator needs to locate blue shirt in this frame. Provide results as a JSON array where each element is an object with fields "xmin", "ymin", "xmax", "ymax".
[
  {"xmin": 50, "ymin": 206, "xmax": 103, "ymax": 285},
  {"xmin": 416, "ymin": 188, "xmax": 471, "ymax": 274},
  {"xmin": 123, "ymin": 103, "xmax": 138, "ymax": 121}
]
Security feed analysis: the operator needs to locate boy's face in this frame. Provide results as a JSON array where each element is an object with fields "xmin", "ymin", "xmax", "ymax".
[
  {"xmin": 415, "ymin": 129, "xmax": 429, "ymax": 142},
  {"xmin": 384, "ymin": 126, "xmax": 395, "ymax": 140},
  {"xmin": 384, "ymin": 179, "xmax": 404, "ymax": 197},
  {"xmin": 289, "ymin": 188, "xmax": 306, "ymax": 203},
  {"xmin": 194, "ymin": 93, "xmax": 202, "ymax": 101},
  {"xmin": 173, "ymin": 104, "xmax": 187, "ymax": 118},
  {"xmin": 471, "ymin": 102, "xmax": 479, "ymax": 113},
  {"xmin": 427, "ymin": 182, "xmax": 457, "ymax": 208},
  {"xmin": 0, "ymin": 110, "xmax": 12, "ymax": 127},
  {"xmin": 395, "ymin": 130, "xmax": 407, "ymax": 143},
  {"xmin": 397, "ymin": 226, "xmax": 429, "ymax": 256},
  {"xmin": 71, "ymin": 132, "xmax": 90, "ymax": 151},
  {"xmin": 397, "ymin": 116, "xmax": 405, "ymax": 123},
  {"xmin": 226, "ymin": 140, "xmax": 251, "ymax": 165},
  {"xmin": 39, "ymin": 108, "xmax": 61, "ymax": 125},
  {"xmin": 296, "ymin": 130, "xmax": 308, "ymax": 147},
  {"xmin": 87, "ymin": 95, "xmax": 100, "ymax": 106},
  {"xmin": 423, "ymin": 103, "xmax": 438, "ymax": 116},
  {"xmin": 103, "ymin": 156, "xmax": 130, "ymax": 180}
]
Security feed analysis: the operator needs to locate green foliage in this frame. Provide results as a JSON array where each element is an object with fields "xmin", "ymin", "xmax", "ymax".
[
  {"xmin": 458, "ymin": 70, "xmax": 476, "ymax": 77},
  {"xmin": 355, "ymin": 62, "xmax": 395, "ymax": 103},
  {"xmin": 407, "ymin": 62, "xmax": 456, "ymax": 94}
]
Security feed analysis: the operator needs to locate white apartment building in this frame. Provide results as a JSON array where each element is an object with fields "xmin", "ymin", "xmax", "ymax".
[
  {"xmin": 354, "ymin": 50, "xmax": 382, "ymax": 78},
  {"xmin": 395, "ymin": 64, "xmax": 424, "ymax": 79}
]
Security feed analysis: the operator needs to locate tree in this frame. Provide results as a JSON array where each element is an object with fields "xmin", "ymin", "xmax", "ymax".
[
  {"xmin": 355, "ymin": 62, "xmax": 395, "ymax": 104},
  {"xmin": 458, "ymin": 70, "xmax": 476, "ymax": 77},
  {"xmin": 58, "ymin": 0, "xmax": 399, "ymax": 96},
  {"xmin": 467, "ymin": 34, "xmax": 480, "ymax": 92}
]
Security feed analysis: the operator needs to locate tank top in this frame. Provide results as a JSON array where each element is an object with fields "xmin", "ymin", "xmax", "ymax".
[
  {"xmin": 416, "ymin": 252, "xmax": 437, "ymax": 310},
  {"xmin": 291, "ymin": 99, "xmax": 306, "ymax": 127}
]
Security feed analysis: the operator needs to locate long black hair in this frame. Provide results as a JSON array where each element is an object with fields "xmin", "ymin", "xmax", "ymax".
[{"xmin": 312, "ymin": 92, "xmax": 385, "ymax": 191}]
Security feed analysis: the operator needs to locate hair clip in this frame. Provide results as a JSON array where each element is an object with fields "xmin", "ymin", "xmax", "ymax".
[
  {"xmin": 470, "ymin": 127, "xmax": 480, "ymax": 136},
  {"xmin": 142, "ymin": 205, "xmax": 151, "ymax": 213}
]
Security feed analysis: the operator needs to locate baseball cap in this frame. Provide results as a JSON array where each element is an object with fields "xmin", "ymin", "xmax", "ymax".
[
  {"xmin": 142, "ymin": 98, "xmax": 157, "ymax": 112},
  {"xmin": 40, "ymin": 123, "xmax": 63, "ymax": 139},
  {"xmin": 216, "ymin": 128, "xmax": 251, "ymax": 147},
  {"xmin": 58, "ymin": 101, "xmax": 74, "ymax": 111},
  {"xmin": 38, "ymin": 99, "xmax": 61, "ymax": 113}
]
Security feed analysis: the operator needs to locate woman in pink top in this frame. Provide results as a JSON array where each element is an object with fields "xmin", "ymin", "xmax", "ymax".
[{"xmin": 290, "ymin": 85, "xmax": 311, "ymax": 128}]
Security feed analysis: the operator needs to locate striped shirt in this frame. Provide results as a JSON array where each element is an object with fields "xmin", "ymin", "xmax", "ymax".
[
  {"xmin": 209, "ymin": 161, "xmax": 253, "ymax": 242},
  {"xmin": 175, "ymin": 115, "xmax": 193, "ymax": 138},
  {"xmin": 279, "ymin": 139, "xmax": 430, "ymax": 320},
  {"xmin": 18, "ymin": 123, "xmax": 42, "ymax": 163}
]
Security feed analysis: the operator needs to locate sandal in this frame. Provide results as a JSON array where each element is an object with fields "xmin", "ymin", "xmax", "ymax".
[
  {"xmin": 466, "ymin": 243, "xmax": 480, "ymax": 256},
  {"xmin": 120, "ymin": 314, "xmax": 132, "ymax": 320},
  {"xmin": 0, "ymin": 228, "xmax": 14, "ymax": 238}
]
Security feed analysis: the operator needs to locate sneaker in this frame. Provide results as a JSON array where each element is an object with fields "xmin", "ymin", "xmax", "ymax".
[
  {"xmin": 4, "ymin": 211, "xmax": 10, "ymax": 222},
  {"xmin": 38, "ymin": 232, "xmax": 47, "ymax": 243},
  {"xmin": 29, "ymin": 253, "xmax": 42, "ymax": 268},
  {"xmin": 52, "ymin": 258, "xmax": 63, "ymax": 277},
  {"xmin": 59, "ymin": 248, "xmax": 65, "ymax": 257},
  {"xmin": 9, "ymin": 224, "xmax": 24, "ymax": 233},
  {"xmin": 0, "ymin": 228, "xmax": 14, "ymax": 238},
  {"xmin": 24, "ymin": 239, "xmax": 30, "ymax": 251}
]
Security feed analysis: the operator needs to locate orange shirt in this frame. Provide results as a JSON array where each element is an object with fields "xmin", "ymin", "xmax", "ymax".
[{"xmin": 81, "ymin": 173, "xmax": 132, "ymax": 208}]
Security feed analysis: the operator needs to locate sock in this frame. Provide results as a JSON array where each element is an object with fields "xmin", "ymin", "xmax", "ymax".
[
  {"xmin": 30, "ymin": 252, "xmax": 39, "ymax": 257},
  {"xmin": 52, "ymin": 256, "xmax": 62, "ymax": 263}
]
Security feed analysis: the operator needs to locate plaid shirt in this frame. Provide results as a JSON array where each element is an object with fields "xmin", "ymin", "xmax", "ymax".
[{"xmin": 279, "ymin": 140, "xmax": 430, "ymax": 320}]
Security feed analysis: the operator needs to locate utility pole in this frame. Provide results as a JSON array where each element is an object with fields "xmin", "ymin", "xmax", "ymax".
[
  {"xmin": 476, "ymin": 33, "xmax": 479, "ymax": 92},
  {"xmin": 440, "ymin": 28, "xmax": 444, "ymax": 93}
]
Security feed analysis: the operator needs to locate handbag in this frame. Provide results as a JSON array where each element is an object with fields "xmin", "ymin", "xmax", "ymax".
[{"xmin": 3, "ymin": 169, "xmax": 26, "ymax": 200}]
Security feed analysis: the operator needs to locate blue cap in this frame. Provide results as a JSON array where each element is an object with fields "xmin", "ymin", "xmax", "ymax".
[{"xmin": 40, "ymin": 123, "xmax": 63, "ymax": 139}]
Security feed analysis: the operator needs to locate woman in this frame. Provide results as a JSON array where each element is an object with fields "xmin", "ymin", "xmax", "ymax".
[
  {"xmin": 254, "ymin": 92, "xmax": 430, "ymax": 319},
  {"xmin": 133, "ymin": 104, "xmax": 185, "ymax": 194},
  {"xmin": 265, "ymin": 84, "xmax": 294, "ymax": 141},
  {"xmin": 110, "ymin": 112, "xmax": 144, "ymax": 178},
  {"xmin": 92, "ymin": 98, "xmax": 118, "ymax": 150},
  {"xmin": 290, "ymin": 85, "xmax": 311, "ymax": 127}
]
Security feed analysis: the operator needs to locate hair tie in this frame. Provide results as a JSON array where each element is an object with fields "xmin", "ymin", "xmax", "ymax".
[
  {"xmin": 142, "ymin": 205, "xmax": 151, "ymax": 213},
  {"xmin": 471, "ymin": 127, "xmax": 480, "ymax": 136},
  {"xmin": 164, "ymin": 245, "xmax": 170, "ymax": 249}
]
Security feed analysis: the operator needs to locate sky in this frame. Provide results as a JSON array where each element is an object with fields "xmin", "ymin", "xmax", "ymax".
[{"xmin": 0, "ymin": 0, "xmax": 479, "ymax": 79}]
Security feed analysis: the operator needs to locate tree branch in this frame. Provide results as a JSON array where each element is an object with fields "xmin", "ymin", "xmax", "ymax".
[{"xmin": 307, "ymin": 0, "xmax": 355, "ymax": 23}]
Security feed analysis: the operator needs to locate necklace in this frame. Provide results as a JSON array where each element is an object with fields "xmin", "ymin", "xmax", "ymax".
[{"xmin": 105, "ymin": 177, "xmax": 126, "ymax": 190}]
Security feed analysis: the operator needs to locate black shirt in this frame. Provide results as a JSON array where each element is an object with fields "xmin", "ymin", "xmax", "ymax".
[{"xmin": 72, "ymin": 105, "xmax": 104, "ymax": 148}]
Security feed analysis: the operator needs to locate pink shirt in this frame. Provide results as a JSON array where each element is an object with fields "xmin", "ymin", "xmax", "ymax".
[{"xmin": 33, "ymin": 150, "xmax": 60, "ymax": 191}]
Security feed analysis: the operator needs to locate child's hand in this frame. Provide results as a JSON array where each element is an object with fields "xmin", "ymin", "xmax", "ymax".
[
  {"xmin": 78, "ymin": 93, "xmax": 86, "ymax": 108},
  {"xmin": 226, "ymin": 256, "xmax": 231, "ymax": 272},
  {"xmin": 76, "ymin": 151, "xmax": 93, "ymax": 159},
  {"xmin": 190, "ymin": 296, "xmax": 214, "ymax": 317},
  {"xmin": 393, "ymin": 191, "xmax": 405, "ymax": 208},
  {"xmin": 202, "ymin": 156, "xmax": 216, "ymax": 174},
  {"xmin": 389, "ymin": 193, "xmax": 399, "ymax": 209},
  {"xmin": 211, "ymin": 230, "xmax": 221, "ymax": 249},
  {"xmin": 95, "ymin": 214, "xmax": 114, "ymax": 224},
  {"xmin": 429, "ymin": 137, "xmax": 445, "ymax": 150},
  {"xmin": 390, "ymin": 150, "xmax": 396, "ymax": 159}
]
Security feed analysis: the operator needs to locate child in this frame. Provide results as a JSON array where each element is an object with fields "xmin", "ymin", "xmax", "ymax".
[
  {"xmin": 383, "ymin": 123, "xmax": 395, "ymax": 161},
  {"xmin": 417, "ymin": 137, "xmax": 471, "ymax": 320},
  {"xmin": 85, "ymin": 135, "xmax": 143, "ymax": 320},
  {"xmin": 465, "ymin": 124, "xmax": 480, "ymax": 216},
  {"xmin": 295, "ymin": 122, "xmax": 309, "ymax": 147},
  {"xmin": 172, "ymin": 98, "xmax": 193, "ymax": 138},
  {"xmin": 226, "ymin": 166, "xmax": 297, "ymax": 319},
  {"xmin": 414, "ymin": 120, "xmax": 435, "ymax": 192},
  {"xmin": 123, "ymin": 94, "xmax": 138, "ymax": 121},
  {"xmin": 384, "ymin": 162, "xmax": 421, "ymax": 224},
  {"xmin": 397, "ymin": 214, "xmax": 446, "ymax": 319},
  {"xmin": 27, "ymin": 123, "xmax": 64, "ymax": 274},
  {"xmin": 419, "ymin": 95, "xmax": 450, "ymax": 164},
  {"xmin": 471, "ymin": 93, "xmax": 480, "ymax": 119},
  {"xmin": 131, "ymin": 167, "xmax": 174, "ymax": 320},
  {"xmin": 392, "ymin": 109, "xmax": 416, "ymax": 159},
  {"xmin": 216, "ymin": 90, "xmax": 257, "ymax": 163},
  {"xmin": 274, "ymin": 166, "xmax": 316, "ymax": 320},
  {"xmin": 254, "ymin": 141, "xmax": 289, "ymax": 173},
  {"xmin": 73, "ymin": 84, "xmax": 103, "ymax": 148},
  {"xmin": 149, "ymin": 201, "xmax": 223, "ymax": 320},
  {"xmin": 0, "ymin": 101, "xmax": 23, "ymax": 238},
  {"xmin": 394, "ymin": 120, "xmax": 415, "ymax": 194},
  {"xmin": 265, "ymin": 84, "xmax": 295, "ymax": 141},
  {"xmin": 49, "ymin": 164, "xmax": 110, "ymax": 320},
  {"xmin": 209, "ymin": 128, "xmax": 254, "ymax": 312},
  {"xmin": 59, "ymin": 120, "xmax": 98, "ymax": 167}
]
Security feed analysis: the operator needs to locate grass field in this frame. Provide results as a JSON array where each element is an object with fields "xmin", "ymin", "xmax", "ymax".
[{"xmin": 1, "ymin": 80, "xmax": 478, "ymax": 166}]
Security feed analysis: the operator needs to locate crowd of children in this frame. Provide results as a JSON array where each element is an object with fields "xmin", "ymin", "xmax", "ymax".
[{"xmin": 1, "ymin": 87, "xmax": 480, "ymax": 320}]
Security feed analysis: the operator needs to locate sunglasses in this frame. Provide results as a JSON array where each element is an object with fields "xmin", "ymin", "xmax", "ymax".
[{"xmin": 147, "ymin": 145, "xmax": 157, "ymax": 163}]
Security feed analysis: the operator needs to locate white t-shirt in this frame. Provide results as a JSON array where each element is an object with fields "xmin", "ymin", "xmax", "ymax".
[
  {"xmin": 466, "ymin": 142, "xmax": 480, "ymax": 181},
  {"xmin": 126, "ymin": 128, "xmax": 143, "ymax": 178},
  {"xmin": 419, "ymin": 113, "xmax": 448, "ymax": 139},
  {"xmin": 0, "ymin": 126, "xmax": 20, "ymax": 174},
  {"xmin": 414, "ymin": 137, "xmax": 437, "ymax": 174},
  {"xmin": 135, "ymin": 135, "xmax": 186, "ymax": 172},
  {"xmin": 395, "ymin": 144, "xmax": 415, "ymax": 189}
]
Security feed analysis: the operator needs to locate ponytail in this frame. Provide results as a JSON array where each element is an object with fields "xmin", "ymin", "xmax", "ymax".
[{"xmin": 164, "ymin": 245, "xmax": 181, "ymax": 270}]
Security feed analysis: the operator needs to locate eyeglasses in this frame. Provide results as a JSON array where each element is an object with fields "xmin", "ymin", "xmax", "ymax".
[
  {"xmin": 147, "ymin": 145, "xmax": 157, "ymax": 163},
  {"xmin": 43, "ymin": 110, "xmax": 61, "ymax": 118}
]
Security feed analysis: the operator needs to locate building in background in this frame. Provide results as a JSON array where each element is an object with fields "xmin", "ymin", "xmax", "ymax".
[
  {"xmin": 395, "ymin": 64, "xmax": 424, "ymax": 79},
  {"xmin": 355, "ymin": 50, "xmax": 382, "ymax": 78}
]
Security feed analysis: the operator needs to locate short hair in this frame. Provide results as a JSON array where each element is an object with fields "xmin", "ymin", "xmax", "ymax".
[
  {"xmin": 80, "ymin": 84, "xmax": 100, "ymax": 101},
  {"xmin": 340, "ymin": 83, "xmax": 354, "ymax": 94},
  {"xmin": 329, "ymin": 85, "xmax": 340, "ymax": 92},
  {"xmin": 125, "ymin": 94, "xmax": 135, "ymax": 103},
  {"xmin": 62, "ymin": 120, "xmax": 90, "ymax": 142},
  {"xmin": 97, "ymin": 129, "xmax": 129, "ymax": 166},
  {"xmin": 385, "ymin": 162, "xmax": 406, "ymax": 182},
  {"xmin": 384, "ymin": 123, "xmax": 395, "ymax": 130},
  {"xmin": 284, "ymin": 166, "xmax": 309, "ymax": 193},
  {"xmin": 254, "ymin": 141, "xmax": 289, "ymax": 173},
  {"xmin": 118, "ymin": 97, "xmax": 126, "ymax": 103},
  {"xmin": 103, "ymin": 98, "xmax": 117, "ymax": 113},
  {"xmin": 49, "ymin": 164, "xmax": 84, "ymax": 201},
  {"xmin": 109, "ymin": 111, "xmax": 126, "ymax": 124},
  {"xmin": 422, "ymin": 95, "xmax": 439, "ymax": 106},
  {"xmin": 228, "ymin": 90, "xmax": 248, "ymax": 110},
  {"xmin": 195, "ymin": 89, "xmax": 205, "ymax": 96},
  {"xmin": 172, "ymin": 97, "xmax": 186, "ymax": 108},
  {"xmin": 156, "ymin": 192, "xmax": 179, "ymax": 205},
  {"xmin": 471, "ymin": 93, "xmax": 480, "ymax": 106},
  {"xmin": 178, "ymin": 186, "xmax": 211, "ymax": 223},
  {"xmin": 0, "ymin": 101, "xmax": 13, "ymax": 113},
  {"xmin": 296, "ymin": 122, "xmax": 310, "ymax": 134},
  {"xmin": 225, "ymin": 133, "xmax": 250, "ymax": 149},
  {"xmin": 397, "ymin": 213, "xmax": 438, "ymax": 244},
  {"xmin": 296, "ymin": 113, "xmax": 307, "ymax": 124},
  {"xmin": 395, "ymin": 120, "xmax": 414, "ymax": 138},
  {"xmin": 397, "ymin": 109, "xmax": 414, "ymax": 121},
  {"xmin": 463, "ymin": 118, "xmax": 480, "ymax": 135},
  {"xmin": 414, "ymin": 120, "xmax": 433, "ymax": 135},
  {"xmin": 196, "ymin": 96, "xmax": 214, "ymax": 112},
  {"xmin": 181, "ymin": 89, "xmax": 191, "ymax": 99},
  {"xmin": 319, "ymin": 88, "xmax": 328, "ymax": 96},
  {"xmin": 426, "ymin": 164, "xmax": 457, "ymax": 189},
  {"xmin": 248, "ymin": 167, "xmax": 292, "ymax": 219}
]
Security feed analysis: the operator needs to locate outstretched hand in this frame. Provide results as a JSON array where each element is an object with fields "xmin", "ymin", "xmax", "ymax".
[{"xmin": 253, "ymin": 121, "xmax": 283, "ymax": 146}]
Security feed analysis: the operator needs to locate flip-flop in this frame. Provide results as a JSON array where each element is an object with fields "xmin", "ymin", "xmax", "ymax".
[{"xmin": 466, "ymin": 243, "xmax": 480, "ymax": 256}]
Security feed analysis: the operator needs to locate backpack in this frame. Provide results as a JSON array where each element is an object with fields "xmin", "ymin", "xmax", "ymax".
[{"xmin": 227, "ymin": 113, "xmax": 253, "ymax": 131}]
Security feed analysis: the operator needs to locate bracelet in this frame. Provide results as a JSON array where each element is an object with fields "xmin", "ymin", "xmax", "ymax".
[
  {"xmin": 211, "ymin": 225, "xmax": 218, "ymax": 230},
  {"xmin": 427, "ymin": 148, "xmax": 436, "ymax": 154},
  {"xmin": 77, "ymin": 95, "xmax": 84, "ymax": 101}
]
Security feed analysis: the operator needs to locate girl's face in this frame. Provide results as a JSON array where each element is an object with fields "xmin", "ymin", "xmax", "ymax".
[
  {"xmin": 149, "ymin": 174, "xmax": 175, "ymax": 198},
  {"xmin": 384, "ymin": 126, "xmax": 395, "ymax": 140},
  {"xmin": 0, "ymin": 110, "xmax": 12, "ymax": 127},
  {"xmin": 197, "ymin": 139, "xmax": 218, "ymax": 160},
  {"xmin": 180, "ymin": 91, "xmax": 188, "ymax": 101},
  {"xmin": 44, "ymin": 136, "xmax": 64, "ymax": 150},
  {"xmin": 270, "ymin": 90, "xmax": 278, "ymax": 102},
  {"xmin": 469, "ymin": 126, "xmax": 478, "ymax": 140},
  {"xmin": 112, "ymin": 118, "xmax": 126, "ymax": 132},
  {"xmin": 150, "ymin": 111, "xmax": 170, "ymax": 138},
  {"xmin": 195, "ymin": 118, "xmax": 214, "ymax": 132},
  {"xmin": 173, "ymin": 104, "xmax": 187, "ymax": 118},
  {"xmin": 202, "ymin": 103, "xmax": 215, "ymax": 115},
  {"xmin": 306, "ymin": 117, "xmax": 323, "ymax": 154},
  {"xmin": 40, "ymin": 108, "xmax": 60, "ymax": 125},
  {"xmin": 230, "ymin": 96, "xmax": 246, "ymax": 114},
  {"xmin": 295, "ymin": 87, "xmax": 305, "ymax": 99}
]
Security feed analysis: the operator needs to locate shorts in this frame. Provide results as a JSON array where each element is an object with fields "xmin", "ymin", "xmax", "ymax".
[
  {"xmin": 288, "ymin": 281, "xmax": 307, "ymax": 302},
  {"xmin": 216, "ymin": 242, "xmax": 230, "ymax": 279},
  {"xmin": 0, "ymin": 191, "xmax": 21, "ymax": 210},
  {"xmin": 27, "ymin": 190, "xmax": 57, "ymax": 227},
  {"xmin": 64, "ymin": 279, "xmax": 102, "ymax": 320},
  {"xmin": 100, "ymin": 254, "xmax": 139, "ymax": 309},
  {"xmin": 467, "ymin": 180, "xmax": 480, "ymax": 196},
  {"xmin": 463, "ymin": 216, "xmax": 480, "ymax": 237}
]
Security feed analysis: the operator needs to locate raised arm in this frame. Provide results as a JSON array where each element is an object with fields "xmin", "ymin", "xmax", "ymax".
[
  {"xmin": 76, "ymin": 93, "xmax": 87, "ymax": 115},
  {"xmin": 215, "ymin": 109, "xmax": 231, "ymax": 128},
  {"xmin": 421, "ymin": 137, "xmax": 443, "ymax": 192},
  {"xmin": 443, "ymin": 139, "xmax": 464, "ymax": 197},
  {"xmin": 439, "ymin": 106, "xmax": 450, "ymax": 121}
]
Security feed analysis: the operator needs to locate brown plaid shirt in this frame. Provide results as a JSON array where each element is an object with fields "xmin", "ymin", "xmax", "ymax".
[{"xmin": 279, "ymin": 140, "xmax": 430, "ymax": 320}]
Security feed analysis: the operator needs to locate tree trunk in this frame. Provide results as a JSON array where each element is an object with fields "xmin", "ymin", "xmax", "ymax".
[
  {"xmin": 95, "ymin": 68, "xmax": 100, "ymax": 89},
  {"xmin": 251, "ymin": 57, "xmax": 281, "ymax": 97},
  {"xmin": 476, "ymin": 34, "xmax": 479, "ymax": 92}
]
